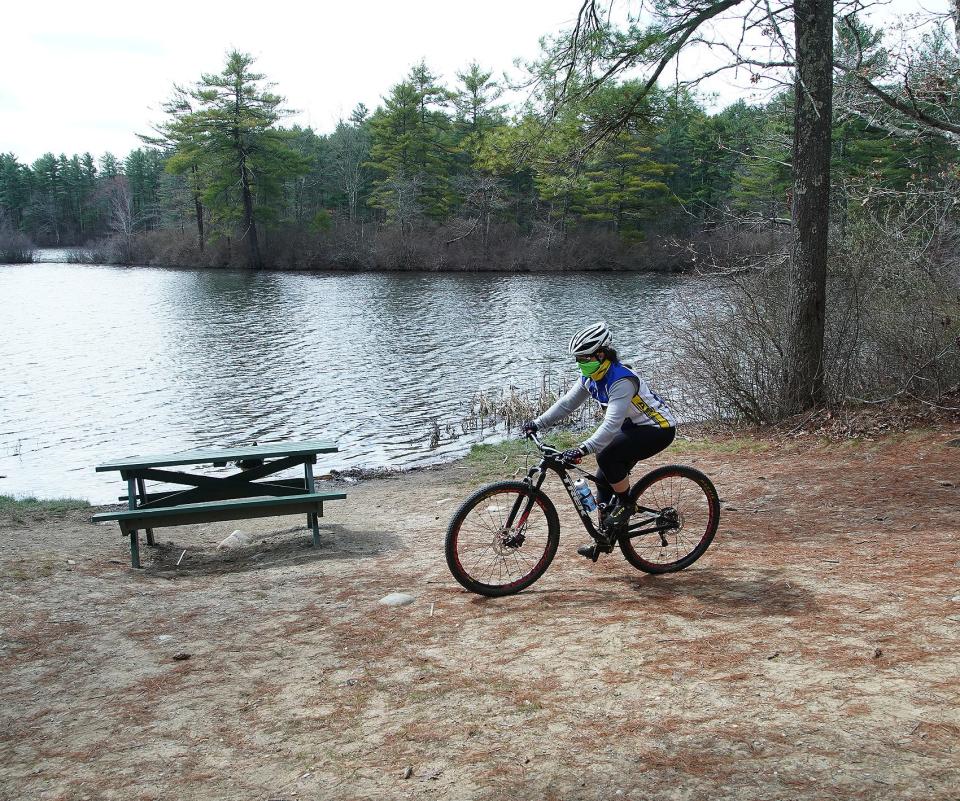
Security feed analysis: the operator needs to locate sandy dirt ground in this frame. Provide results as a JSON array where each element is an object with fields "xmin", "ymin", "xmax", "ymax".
[{"xmin": 1, "ymin": 426, "xmax": 958, "ymax": 801}]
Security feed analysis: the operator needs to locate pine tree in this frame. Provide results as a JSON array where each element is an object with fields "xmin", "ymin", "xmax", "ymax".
[
  {"xmin": 278, "ymin": 126, "xmax": 321, "ymax": 227},
  {"xmin": 0, "ymin": 154, "xmax": 31, "ymax": 231},
  {"xmin": 124, "ymin": 149, "xmax": 165, "ymax": 230},
  {"xmin": 367, "ymin": 62, "xmax": 456, "ymax": 227},
  {"xmin": 581, "ymin": 132, "xmax": 675, "ymax": 238},
  {"xmin": 98, "ymin": 153, "xmax": 121, "ymax": 179},
  {"xmin": 158, "ymin": 51, "xmax": 308, "ymax": 268},
  {"xmin": 328, "ymin": 106, "xmax": 372, "ymax": 224},
  {"xmin": 453, "ymin": 63, "xmax": 506, "ymax": 156},
  {"xmin": 729, "ymin": 95, "xmax": 793, "ymax": 223},
  {"xmin": 141, "ymin": 85, "xmax": 207, "ymax": 252},
  {"xmin": 26, "ymin": 154, "xmax": 66, "ymax": 244}
]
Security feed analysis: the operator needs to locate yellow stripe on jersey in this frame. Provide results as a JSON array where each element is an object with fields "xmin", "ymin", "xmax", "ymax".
[{"xmin": 632, "ymin": 394, "xmax": 671, "ymax": 428}]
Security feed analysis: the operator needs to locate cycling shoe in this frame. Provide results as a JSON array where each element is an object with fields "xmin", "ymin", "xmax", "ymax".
[{"xmin": 577, "ymin": 540, "xmax": 614, "ymax": 562}]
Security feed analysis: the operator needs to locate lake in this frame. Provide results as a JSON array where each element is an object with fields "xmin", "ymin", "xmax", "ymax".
[{"xmin": 0, "ymin": 256, "xmax": 697, "ymax": 502}]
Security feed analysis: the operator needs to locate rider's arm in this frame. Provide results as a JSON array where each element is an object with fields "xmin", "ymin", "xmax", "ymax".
[
  {"xmin": 579, "ymin": 378, "xmax": 637, "ymax": 454},
  {"xmin": 533, "ymin": 381, "xmax": 590, "ymax": 430}
]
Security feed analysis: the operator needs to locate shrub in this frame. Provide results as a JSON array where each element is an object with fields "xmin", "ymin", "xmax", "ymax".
[
  {"xmin": 0, "ymin": 225, "xmax": 33, "ymax": 264},
  {"xmin": 669, "ymin": 181, "xmax": 960, "ymax": 423}
]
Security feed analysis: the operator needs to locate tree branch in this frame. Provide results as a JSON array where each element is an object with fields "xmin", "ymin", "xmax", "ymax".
[
  {"xmin": 578, "ymin": 0, "xmax": 753, "ymax": 150},
  {"xmin": 838, "ymin": 66, "xmax": 960, "ymax": 138}
]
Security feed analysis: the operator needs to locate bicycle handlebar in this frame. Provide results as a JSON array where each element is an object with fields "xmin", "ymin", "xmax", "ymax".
[
  {"xmin": 525, "ymin": 431, "xmax": 573, "ymax": 464},
  {"xmin": 525, "ymin": 430, "xmax": 552, "ymax": 451}
]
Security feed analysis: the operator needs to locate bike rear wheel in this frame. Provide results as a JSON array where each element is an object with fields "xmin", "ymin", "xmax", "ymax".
[
  {"xmin": 445, "ymin": 481, "xmax": 560, "ymax": 597},
  {"xmin": 619, "ymin": 465, "xmax": 720, "ymax": 574}
]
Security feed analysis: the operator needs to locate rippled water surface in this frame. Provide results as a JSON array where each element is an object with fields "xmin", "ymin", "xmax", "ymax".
[{"xmin": 1, "ymin": 258, "xmax": 697, "ymax": 502}]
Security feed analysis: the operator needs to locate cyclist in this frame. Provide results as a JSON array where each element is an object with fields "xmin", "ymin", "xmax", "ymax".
[{"xmin": 522, "ymin": 321, "xmax": 677, "ymax": 560}]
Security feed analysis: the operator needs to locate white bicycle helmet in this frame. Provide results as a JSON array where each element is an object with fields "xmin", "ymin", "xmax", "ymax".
[{"xmin": 567, "ymin": 321, "xmax": 612, "ymax": 357}]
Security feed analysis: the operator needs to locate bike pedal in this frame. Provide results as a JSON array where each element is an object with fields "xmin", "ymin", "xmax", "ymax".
[
  {"xmin": 576, "ymin": 543, "xmax": 602, "ymax": 561},
  {"xmin": 577, "ymin": 541, "xmax": 614, "ymax": 562}
]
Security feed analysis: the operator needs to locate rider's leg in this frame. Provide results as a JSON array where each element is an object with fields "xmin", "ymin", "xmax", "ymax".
[
  {"xmin": 598, "ymin": 424, "xmax": 677, "ymax": 482},
  {"xmin": 595, "ymin": 432, "xmax": 647, "ymax": 511},
  {"xmin": 600, "ymin": 424, "xmax": 677, "ymax": 512},
  {"xmin": 593, "ymin": 469, "xmax": 633, "ymax": 509},
  {"xmin": 592, "ymin": 429, "xmax": 642, "ymax": 507},
  {"xmin": 579, "ymin": 433, "xmax": 636, "ymax": 559},
  {"xmin": 578, "ymin": 426, "xmax": 677, "ymax": 560},
  {"xmin": 593, "ymin": 468, "xmax": 614, "ymax": 508}
]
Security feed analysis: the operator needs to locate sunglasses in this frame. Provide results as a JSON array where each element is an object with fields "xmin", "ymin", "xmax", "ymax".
[{"xmin": 574, "ymin": 354, "xmax": 599, "ymax": 363}]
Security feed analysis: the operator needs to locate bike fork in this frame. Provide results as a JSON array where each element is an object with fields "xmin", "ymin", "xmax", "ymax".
[{"xmin": 506, "ymin": 471, "xmax": 547, "ymax": 531}]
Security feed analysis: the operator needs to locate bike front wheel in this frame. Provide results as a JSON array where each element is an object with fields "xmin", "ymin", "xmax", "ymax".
[
  {"xmin": 445, "ymin": 481, "xmax": 560, "ymax": 597},
  {"xmin": 619, "ymin": 465, "xmax": 720, "ymax": 574}
]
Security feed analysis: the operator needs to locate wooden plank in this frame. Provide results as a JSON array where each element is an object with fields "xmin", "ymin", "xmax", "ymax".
[
  {"xmin": 304, "ymin": 462, "xmax": 320, "ymax": 546},
  {"xmin": 130, "ymin": 530, "xmax": 140, "ymax": 569},
  {"xmin": 136, "ymin": 477, "xmax": 155, "ymax": 546},
  {"xmin": 92, "ymin": 492, "xmax": 346, "ymax": 523},
  {"xmin": 118, "ymin": 477, "xmax": 327, "ymax": 503},
  {"xmin": 126, "ymin": 477, "xmax": 140, "ymax": 567},
  {"xmin": 116, "ymin": 500, "xmax": 328, "ymax": 531},
  {"xmin": 96, "ymin": 440, "xmax": 338, "ymax": 472},
  {"xmin": 124, "ymin": 456, "xmax": 318, "ymax": 507}
]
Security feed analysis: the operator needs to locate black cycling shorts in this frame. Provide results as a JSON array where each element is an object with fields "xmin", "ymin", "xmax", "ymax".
[{"xmin": 595, "ymin": 423, "xmax": 677, "ymax": 489}]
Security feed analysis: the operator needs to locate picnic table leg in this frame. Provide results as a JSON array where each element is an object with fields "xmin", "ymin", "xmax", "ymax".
[
  {"xmin": 124, "ymin": 477, "xmax": 143, "ymax": 566},
  {"xmin": 304, "ymin": 462, "xmax": 320, "ymax": 547},
  {"xmin": 123, "ymin": 524, "xmax": 141, "ymax": 569},
  {"xmin": 135, "ymin": 477, "xmax": 156, "ymax": 546}
]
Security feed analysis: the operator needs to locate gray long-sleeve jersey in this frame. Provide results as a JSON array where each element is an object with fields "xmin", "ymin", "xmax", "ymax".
[{"xmin": 534, "ymin": 373, "xmax": 676, "ymax": 454}]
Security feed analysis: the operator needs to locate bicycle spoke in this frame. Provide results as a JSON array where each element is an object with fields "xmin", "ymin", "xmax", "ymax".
[
  {"xmin": 449, "ymin": 486, "xmax": 555, "ymax": 592},
  {"xmin": 622, "ymin": 468, "xmax": 717, "ymax": 570}
]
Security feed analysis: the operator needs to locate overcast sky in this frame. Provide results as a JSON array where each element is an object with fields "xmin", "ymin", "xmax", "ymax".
[{"xmin": 1, "ymin": 0, "xmax": 946, "ymax": 163}]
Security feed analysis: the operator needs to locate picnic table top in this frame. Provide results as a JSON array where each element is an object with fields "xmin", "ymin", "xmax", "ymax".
[{"xmin": 95, "ymin": 439, "xmax": 338, "ymax": 473}]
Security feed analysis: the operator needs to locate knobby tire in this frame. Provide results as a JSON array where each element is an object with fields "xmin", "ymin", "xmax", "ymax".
[
  {"xmin": 445, "ymin": 481, "xmax": 560, "ymax": 597},
  {"xmin": 618, "ymin": 464, "xmax": 720, "ymax": 574}
]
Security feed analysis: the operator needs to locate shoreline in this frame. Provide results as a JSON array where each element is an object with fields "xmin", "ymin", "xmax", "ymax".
[
  {"xmin": 10, "ymin": 402, "xmax": 958, "ymax": 512},
  {"xmin": 15, "ymin": 252, "xmax": 694, "ymax": 275}
]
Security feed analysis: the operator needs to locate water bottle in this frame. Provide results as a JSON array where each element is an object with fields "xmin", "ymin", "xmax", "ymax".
[{"xmin": 573, "ymin": 478, "xmax": 598, "ymax": 512}]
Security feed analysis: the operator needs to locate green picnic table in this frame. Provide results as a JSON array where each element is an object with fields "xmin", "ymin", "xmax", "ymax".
[{"xmin": 92, "ymin": 440, "xmax": 346, "ymax": 568}]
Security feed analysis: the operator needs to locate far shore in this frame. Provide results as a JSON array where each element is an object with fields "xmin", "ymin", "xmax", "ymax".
[{"xmin": 17, "ymin": 248, "xmax": 695, "ymax": 274}]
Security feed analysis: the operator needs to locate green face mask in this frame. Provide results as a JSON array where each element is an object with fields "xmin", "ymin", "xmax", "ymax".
[{"xmin": 578, "ymin": 359, "xmax": 602, "ymax": 377}]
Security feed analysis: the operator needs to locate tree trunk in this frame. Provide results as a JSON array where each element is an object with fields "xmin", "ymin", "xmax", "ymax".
[
  {"xmin": 784, "ymin": 0, "xmax": 834, "ymax": 413},
  {"xmin": 194, "ymin": 196, "xmax": 205, "ymax": 253},
  {"xmin": 191, "ymin": 166, "xmax": 204, "ymax": 254},
  {"xmin": 239, "ymin": 160, "xmax": 264, "ymax": 269}
]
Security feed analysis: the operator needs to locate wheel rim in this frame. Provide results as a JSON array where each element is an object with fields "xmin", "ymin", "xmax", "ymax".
[
  {"xmin": 622, "ymin": 471, "xmax": 716, "ymax": 568},
  {"xmin": 450, "ymin": 488, "xmax": 553, "ymax": 591}
]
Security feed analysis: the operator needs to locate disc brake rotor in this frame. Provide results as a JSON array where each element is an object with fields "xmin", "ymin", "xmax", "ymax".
[{"xmin": 494, "ymin": 529, "xmax": 526, "ymax": 553}]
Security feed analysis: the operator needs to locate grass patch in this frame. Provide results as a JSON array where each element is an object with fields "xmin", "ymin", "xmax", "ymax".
[
  {"xmin": 459, "ymin": 427, "xmax": 776, "ymax": 481},
  {"xmin": 669, "ymin": 435, "xmax": 772, "ymax": 456},
  {"xmin": 0, "ymin": 494, "xmax": 90, "ymax": 524},
  {"xmin": 3, "ymin": 556, "xmax": 57, "ymax": 581},
  {"xmin": 462, "ymin": 431, "xmax": 582, "ymax": 480},
  {"xmin": 461, "ymin": 428, "xmax": 775, "ymax": 480},
  {"xmin": 0, "ymin": 495, "xmax": 91, "ymax": 513}
]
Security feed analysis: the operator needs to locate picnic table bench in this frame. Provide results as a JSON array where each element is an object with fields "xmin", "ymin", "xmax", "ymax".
[{"xmin": 92, "ymin": 440, "xmax": 345, "ymax": 568}]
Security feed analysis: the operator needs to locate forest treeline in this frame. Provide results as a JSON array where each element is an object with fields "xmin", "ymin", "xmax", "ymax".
[{"xmin": 1, "ymin": 45, "xmax": 956, "ymax": 271}]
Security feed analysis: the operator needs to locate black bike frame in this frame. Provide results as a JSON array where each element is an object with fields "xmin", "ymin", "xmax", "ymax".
[{"xmin": 509, "ymin": 438, "xmax": 676, "ymax": 544}]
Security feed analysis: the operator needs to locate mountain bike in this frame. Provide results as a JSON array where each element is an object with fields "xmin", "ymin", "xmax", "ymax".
[{"xmin": 445, "ymin": 432, "xmax": 720, "ymax": 597}]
